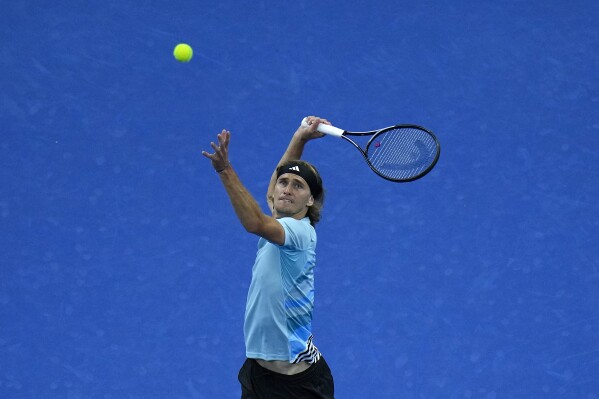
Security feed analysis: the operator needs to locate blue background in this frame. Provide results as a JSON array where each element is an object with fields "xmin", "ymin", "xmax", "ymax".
[{"xmin": 2, "ymin": 1, "xmax": 598, "ymax": 398}]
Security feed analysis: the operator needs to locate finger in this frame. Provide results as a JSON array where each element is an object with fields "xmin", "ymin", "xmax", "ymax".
[
  {"xmin": 301, "ymin": 116, "xmax": 313, "ymax": 127},
  {"xmin": 212, "ymin": 142, "xmax": 228, "ymax": 161},
  {"xmin": 309, "ymin": 118, "xmax": 322, "ymax": 132},
  {"xmin": 216, "ymin": 131, "xmax": 230, "ymax": 151},
  {"xmin": 201, "ymin": 150, "xmax": 215, "ymax": 159}
]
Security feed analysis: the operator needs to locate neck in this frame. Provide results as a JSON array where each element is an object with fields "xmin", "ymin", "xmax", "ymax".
[{"xmin": 273, "ymin": 209, "xmax": 308, "ymax": 220}]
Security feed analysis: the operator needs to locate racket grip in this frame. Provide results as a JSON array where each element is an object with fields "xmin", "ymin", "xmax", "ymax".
[{"xmin": 301, "ymin": 117, "xmax": 344, "ymax": 137}]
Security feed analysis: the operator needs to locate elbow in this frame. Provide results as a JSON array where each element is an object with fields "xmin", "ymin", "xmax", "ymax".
[
  {"xmin": 243, "ymin": 223, "xmax": 259, "ymax": 235},
  {"xmin": 242, "ymin": 218, "xmax": 265, "ymax": 235}
]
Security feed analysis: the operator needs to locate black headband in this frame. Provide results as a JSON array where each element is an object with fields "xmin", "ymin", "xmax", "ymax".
[{"xmin": 277, "ymin": 161, "xmax": 322, "ymax": 197}]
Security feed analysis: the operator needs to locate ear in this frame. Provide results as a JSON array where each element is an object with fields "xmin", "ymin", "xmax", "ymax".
[{"xmin": 307, "ymin": 195, "xmax": 314, "ymax": 207}]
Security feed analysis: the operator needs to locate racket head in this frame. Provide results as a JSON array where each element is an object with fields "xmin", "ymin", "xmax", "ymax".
[{"xmin": 362, "ymin": 124, "xmax": 440, "ymax": 182}]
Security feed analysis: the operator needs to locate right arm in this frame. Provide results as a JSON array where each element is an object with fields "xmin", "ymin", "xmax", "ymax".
[{"xmin": 266, "ymin": 116, "xmax": 331, "ymax": 212}]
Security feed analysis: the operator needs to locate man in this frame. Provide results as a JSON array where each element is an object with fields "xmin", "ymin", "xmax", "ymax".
[{"xmin": 202, "ymin": 116, "xmax": 335, "ymax": 398}]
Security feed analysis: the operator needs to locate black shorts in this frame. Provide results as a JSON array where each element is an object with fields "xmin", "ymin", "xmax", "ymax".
[{"xmin": 238, "ymin": 357, "xmax": 335, "ymax": 399}]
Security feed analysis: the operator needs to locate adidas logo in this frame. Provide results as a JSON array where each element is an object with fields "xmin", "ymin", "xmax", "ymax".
[{"xmin": 289, "ymin": 166, "xmax": 300, "ymax": 172}]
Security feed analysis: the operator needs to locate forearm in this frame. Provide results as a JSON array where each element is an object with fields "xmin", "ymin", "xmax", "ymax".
[
  {"xmin": 279, "ymin": 130, "xmax": 309, "ymax": 164},
  {"xmin": 273, "ymin": 117, "xmax": 327, "ymax": 173},
  {"xmin": 218, "ymin": 165, "xmax": 267, "ymax": 233},
  {"xmin": 267, "ymin": 131, "xmax": 308, "ymax": 197}
]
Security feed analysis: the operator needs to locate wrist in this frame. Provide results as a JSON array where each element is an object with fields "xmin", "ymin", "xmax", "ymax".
[
  {"xmin": 293, "ymin": 130, "xmax": 310, "ymax": 144},
  {"xmin": 216, "ymin": 163, "xmax": 230, "ymax": 173}
]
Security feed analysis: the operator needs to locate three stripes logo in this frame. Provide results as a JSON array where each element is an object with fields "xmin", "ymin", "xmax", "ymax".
[{"xmin": 289, "ymin": 166, "xmax": 300, "ymax": 172}]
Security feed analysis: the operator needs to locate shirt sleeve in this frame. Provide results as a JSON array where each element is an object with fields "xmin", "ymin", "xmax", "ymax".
[{"xmin": 276, "ymin": 218, "xmax": 313, "ymax": 250}]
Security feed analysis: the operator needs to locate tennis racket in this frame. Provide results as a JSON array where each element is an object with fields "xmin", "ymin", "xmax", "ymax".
[{"xmin": 301, "ymin": 117, "xmax": 440, "ymax": 182}]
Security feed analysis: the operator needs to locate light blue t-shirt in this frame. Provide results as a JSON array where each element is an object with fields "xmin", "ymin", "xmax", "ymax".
[{"xmin": 244, "ymin": 217, "xmax": 321, "ymax": 363}]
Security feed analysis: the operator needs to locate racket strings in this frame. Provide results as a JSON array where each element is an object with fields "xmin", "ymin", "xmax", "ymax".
[{"xmin": 367, "ymin": 128, "xmax": 438, "ymax": 180}]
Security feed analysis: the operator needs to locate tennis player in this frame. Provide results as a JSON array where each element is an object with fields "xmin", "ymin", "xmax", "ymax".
[{"xmin": 202, "ymin": 116, "xmax": 335, "ymax": 398}]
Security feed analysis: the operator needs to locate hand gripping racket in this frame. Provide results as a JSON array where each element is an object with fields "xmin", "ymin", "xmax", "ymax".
[{"xmin": 301, "ymin": 118, "xmax": 440, "ymax": 182}]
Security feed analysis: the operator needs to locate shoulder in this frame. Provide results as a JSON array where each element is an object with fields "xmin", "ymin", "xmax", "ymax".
[
  {"xmin": 277, "ymin": 217, "xmax": 314, "ymax": 232},
  {"xmin": 277, "ymin": 217, "xmax": 315, "ymax": 248}
]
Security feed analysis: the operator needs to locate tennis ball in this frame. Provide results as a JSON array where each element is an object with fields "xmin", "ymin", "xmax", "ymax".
[{"xmin": 173, "ymin": 43, "xmax": 193, "ymax": 62}]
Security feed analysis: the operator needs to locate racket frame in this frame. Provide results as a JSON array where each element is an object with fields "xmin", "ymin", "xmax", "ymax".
[
  {"xmin": 301, "ymin": 118, "xmax": 440, "ymax": 182},
  {"xmin": 343, "ymin": 125, "xmax": 440, "ymax": 182}
]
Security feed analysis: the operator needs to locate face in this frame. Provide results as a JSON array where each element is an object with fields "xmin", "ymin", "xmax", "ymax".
[{"xmin": 273, "ymin": 173, "xmax": 314, "ymax": 219}]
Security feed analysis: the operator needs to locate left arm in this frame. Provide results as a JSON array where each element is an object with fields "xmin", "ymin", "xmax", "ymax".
[{"xmin": 202, "ymin": 130, "xmax": 285, "ymax": 245}]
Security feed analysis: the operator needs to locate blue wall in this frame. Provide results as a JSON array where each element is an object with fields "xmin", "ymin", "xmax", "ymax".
[{"xmin": 2, "ymin": 1, "xmax": 598, "ymax": 397}]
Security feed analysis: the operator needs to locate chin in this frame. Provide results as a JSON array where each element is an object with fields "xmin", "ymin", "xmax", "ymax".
[{"xmin": 275, "ymin": 206, "xmax": 297, "ymax": 217}]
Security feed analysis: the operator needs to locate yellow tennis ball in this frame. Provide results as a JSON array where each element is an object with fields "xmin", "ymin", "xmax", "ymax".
[{"xmin": 173, "ymin": 43, "xmax": 193, "ymax": 62}]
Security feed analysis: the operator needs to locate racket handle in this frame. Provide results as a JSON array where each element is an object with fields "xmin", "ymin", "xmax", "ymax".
[{"xmin": 301, "ymin": 117, "xmax": 344, "ymax": 137}]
